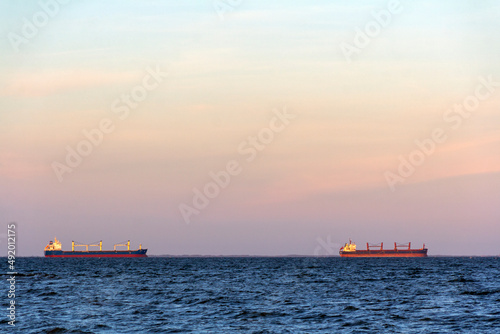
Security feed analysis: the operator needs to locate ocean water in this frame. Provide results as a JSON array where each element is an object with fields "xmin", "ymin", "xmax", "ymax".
[{"xmin": 2, "ymin": 257, "xmax": 500, "ymax": 333}]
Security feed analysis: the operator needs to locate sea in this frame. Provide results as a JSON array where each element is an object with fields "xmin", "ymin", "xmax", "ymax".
[{"xmin": 2, "ymin": 257, "xmax": 500, "ymax": 333}]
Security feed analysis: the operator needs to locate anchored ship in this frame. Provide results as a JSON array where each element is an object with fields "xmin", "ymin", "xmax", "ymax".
[
  {"xmin": 44, "ymin": 237, "xmax": 147, "ymax": 258},
  {"xmin": 339, "ymin": 240, "xmax": 427, "ymax": 258}
]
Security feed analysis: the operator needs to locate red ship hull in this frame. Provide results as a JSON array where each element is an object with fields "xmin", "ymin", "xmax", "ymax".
[
  {"xmin": 339, "ymin": 249, "xmax": 427, "ymax": 258},
  {"xmin": 44, "ymin": 249, "xmax": 148, "ymax": 258},
  {"xmin": 45, "ymin": 254, "xmax": 147, "ymax": 258}
]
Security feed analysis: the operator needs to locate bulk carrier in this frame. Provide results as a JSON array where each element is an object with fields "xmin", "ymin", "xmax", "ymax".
[
  {"xmin": 339, "ymin": 240, "xmax": 427, "ymax": 258},
  {"xmin": 44, "ymin": 237, "xmax": 147, "ymax": 258}
]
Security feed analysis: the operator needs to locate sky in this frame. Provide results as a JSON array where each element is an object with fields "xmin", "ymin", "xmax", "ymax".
[{"xmin": 1, "ymin": 0, "xmax": 499, "ymax": 256}]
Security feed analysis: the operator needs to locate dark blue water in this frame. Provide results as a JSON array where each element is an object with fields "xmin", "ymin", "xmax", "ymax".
[{"xmin": 2, "ymin": 257, "xmax": 500, "ymax": 333}]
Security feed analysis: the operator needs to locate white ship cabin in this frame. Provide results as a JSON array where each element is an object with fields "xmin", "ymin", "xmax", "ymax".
[
  {"xmin": 341, "ymin": 240, "xmax": 357, "ymax": 252},
  {"xmin": 45, "ymin": 237, "xmax": 62, "ymax": 251}
]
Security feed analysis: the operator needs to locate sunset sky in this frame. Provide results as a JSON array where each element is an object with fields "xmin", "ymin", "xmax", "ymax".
[{"xmin": 1, "ymin": 0, "xmax": 499, "ymax": 256}]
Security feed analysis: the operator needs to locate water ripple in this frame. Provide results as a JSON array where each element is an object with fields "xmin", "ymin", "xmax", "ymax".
[{"xmin": 3, "ymin": 257, "xmax": 500, "ymax": 333}]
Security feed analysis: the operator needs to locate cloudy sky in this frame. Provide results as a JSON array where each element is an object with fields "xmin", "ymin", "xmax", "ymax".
[{"xmin": 1, "ymin": 0, "xmax": 499, "ymax": 256}]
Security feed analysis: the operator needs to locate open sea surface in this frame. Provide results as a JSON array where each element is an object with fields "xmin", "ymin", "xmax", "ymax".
[{"xmin": 2, "ymin": 257, "xmax": 500, "ymax": 333}]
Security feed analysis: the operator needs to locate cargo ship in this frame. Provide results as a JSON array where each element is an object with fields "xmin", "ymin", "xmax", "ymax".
[
  {"xmin": 44, "ymin": 237, "xmax": 147, "ymax": 258},
  {"xmin": 339, "ymin": 240, "xmax": 427, "ymax": 257}
]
